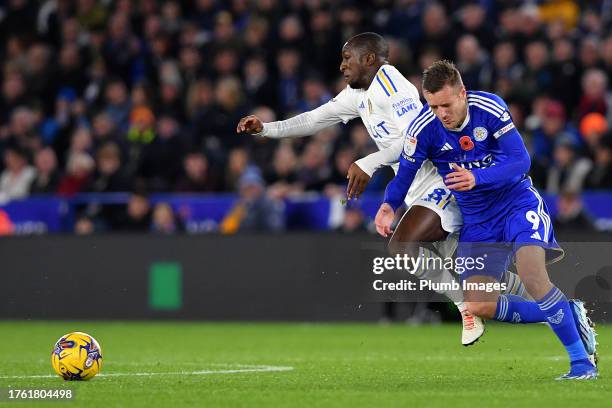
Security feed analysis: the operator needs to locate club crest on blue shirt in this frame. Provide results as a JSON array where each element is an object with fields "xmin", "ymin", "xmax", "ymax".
[{"xmin": 473, "ymin": 126, "xmax": 488, "ymax": 142}]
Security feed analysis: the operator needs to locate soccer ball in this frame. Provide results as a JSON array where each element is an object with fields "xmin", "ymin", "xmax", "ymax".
[{"xmin": 51, "ymin": 332, "xmax": 103, "ymax": 380}]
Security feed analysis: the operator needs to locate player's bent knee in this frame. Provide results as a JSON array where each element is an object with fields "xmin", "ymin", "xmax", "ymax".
[
  {"xmin": 466, "ymin": 301, "xmax": 497, "ymax": 319},
  {"xmin": 387, "ymin": 238, "xmax": 419, "ymax": 259}
]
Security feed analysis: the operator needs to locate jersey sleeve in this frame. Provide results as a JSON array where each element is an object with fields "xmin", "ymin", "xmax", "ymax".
[
  {"xmin": 471, "ymin": 95, "xmax": 530, "ymax": 186},
  {"xmin": 472, "ymin": 129, "xmax": 531, "ymax": 186},
  {"xmin": 474, "ymin": 92, "xmax": 515, "ymax": 139},
  {"xmin": 260, "ymin": 87, "xmax": 359, "ymax": 138},
  {"xmin": 354, "ymin": 136, "xmax": 403, "ymax": 177},
  {"xmin": 383, "ymin": 127, "xmax": 429, "ymax": 211}
]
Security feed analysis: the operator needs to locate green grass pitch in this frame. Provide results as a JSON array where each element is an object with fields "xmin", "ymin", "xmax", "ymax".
[{"xmin": 0, "ymin": 321, "xmax": 610, "ymax": 407}]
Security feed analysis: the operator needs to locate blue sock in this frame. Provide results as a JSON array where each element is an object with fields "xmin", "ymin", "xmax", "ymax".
[
  {"xmin": 537, "ymin": 286, "xmax": 591, "ymax": 366},
  {"xmin": 494, "ymin": 294, "xmax": 546, "ymax": 323}
]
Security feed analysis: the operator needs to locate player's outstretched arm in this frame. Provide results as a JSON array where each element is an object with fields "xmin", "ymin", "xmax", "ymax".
[{"xmin": 236, "ymin": 90, "xmax": 359, "ymax": 139}]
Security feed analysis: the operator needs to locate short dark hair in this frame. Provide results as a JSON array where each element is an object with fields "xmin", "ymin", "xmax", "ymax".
[
  {"xmin": 345, "ymin": 32, "xmax": 389, "ymax": 59},
  {"xmin": 422, "ymin": 60, "xmax": 463, "ymax": 93}
]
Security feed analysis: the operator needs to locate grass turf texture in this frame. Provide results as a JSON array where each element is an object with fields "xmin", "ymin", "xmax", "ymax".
[{"xmin": 0, "ymin": 321, "xmax": 610, "ymax": 407}]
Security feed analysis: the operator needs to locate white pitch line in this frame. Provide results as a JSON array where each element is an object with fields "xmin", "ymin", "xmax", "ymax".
[{"xmin": 0, "ymin": 365, "xmax": 294, "ymax": 380}]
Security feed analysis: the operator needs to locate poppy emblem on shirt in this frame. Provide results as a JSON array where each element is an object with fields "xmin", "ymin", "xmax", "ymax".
[{"xmin": 459, "ymin": 136, "xmax": 474, "ymax": 151}]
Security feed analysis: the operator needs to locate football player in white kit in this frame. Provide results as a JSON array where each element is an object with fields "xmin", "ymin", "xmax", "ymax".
[{"xmin": 237, "ymin": 32, "xmax": 524, "ymax": 345}]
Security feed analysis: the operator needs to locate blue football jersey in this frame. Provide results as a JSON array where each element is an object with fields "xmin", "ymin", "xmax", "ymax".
[{"xmin": 384, "ymin": 91, "xmax": 532, "ymax": 224}]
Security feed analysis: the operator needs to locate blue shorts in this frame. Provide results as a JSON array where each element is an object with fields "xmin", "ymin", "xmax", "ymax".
[{"xmin": 458, "ymin": 184, "xmax": 564, "ymax": 281}]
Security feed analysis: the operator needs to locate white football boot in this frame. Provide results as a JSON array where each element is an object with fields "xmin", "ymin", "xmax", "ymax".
[{"xmin": 459, "ymin": 305, "xmax": 485, "ymax": 346}]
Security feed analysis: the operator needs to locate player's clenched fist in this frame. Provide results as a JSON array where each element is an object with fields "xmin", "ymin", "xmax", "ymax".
[
  {"xmin": 375, "ymin": 203, "xmax": 395, "ymax": 237},
  {"xmin": 236, "ymin": 115, "xmax": 264, "ymax": 134}
]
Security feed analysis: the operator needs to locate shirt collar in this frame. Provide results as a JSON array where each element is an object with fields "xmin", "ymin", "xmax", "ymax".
[{"xmin": 448, "ymin": 106, "xmax": 470, "ymax": 132}]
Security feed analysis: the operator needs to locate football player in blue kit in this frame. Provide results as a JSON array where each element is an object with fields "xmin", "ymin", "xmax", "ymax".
[{"xmin": 375, "ymin": 60, "xmax": 598, "ymax": 380}]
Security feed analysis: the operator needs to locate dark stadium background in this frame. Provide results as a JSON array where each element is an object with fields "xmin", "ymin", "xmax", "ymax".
[{"xmin": 0, "ymin": 0, "xmax": 611, "ymax": 322}]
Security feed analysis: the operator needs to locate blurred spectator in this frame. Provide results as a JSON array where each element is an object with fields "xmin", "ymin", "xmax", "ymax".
[
  {"xmin": 88, "ymin": 142, "xmax": 130, "ymax": 193},
  {"xmin": 578, "ymin": 69, "xmax": 612, "ymax": 121},
  {"xmin": 102, "ymin": 12, "xmax": 140, "ymax": 81},
  {"xmin": 56, "ymin": 43, "xmax": 87, "ymax": 95},
  {"xmin": 104, "ymin": 79, "xmax": 131, "ymax": 131},
  {"xmin": 550, "ymin": 38, "xmax": 580, "ymax": 111},
  {"xmin": 126, "ymin": 105, "xmax": 156, "ymax": 177},
  {"xmin": 30, "ymin": 147, "xmax": 61, "ymax": 194},
  {"xmin": 208, "ymin": 76, "xmax": 249, "ymax": 151},
  {"xmin": 186, "ymin": 79, "xmax": 215, "ymax": 149},
  {"xmin": 243, "ymin": 56, "xmax": 277, "ymax": 109},
  {"xmin": 224, "ymin": 147, "xmax": 249, "ymax": 191},
  {"xmin": 278, "ymin": 14, "xmax": 305, "ymax": 50},
  {"xmin": 455, "ymin": 34, "xmax": 490, "ymax": 90},
  {"xmin": 24, "ymin": 43, "xmax": 54, "ymax": 114},
  {"xmin": 56, "ymin": 152, "xmax": 95, "ymax": 196},
  {"xmin": 113, "ymin": 191, "xmax": 152, "ymax": 232},
  {"xmin": 516, "ymin": 40, "xmax": 553, "ymax": 104},
  {"xmin": 456, "ymin": 3, "xmax": 494, "ymax": 52},
  {"xmin": 490, "ymin": 41, "xmax": 523, "ymax": 92},
  {"xmin": 546, "ymin": 138, "xmax": 592, "ymax": 194},
  {"xmin": 579, "ymin": 112, "xmax": 609, "ymax": 158},
  {"xmin": 138, "ymin": 115, "xmax": 184, "ymax": 191},
  {"xmin": 151, "ymin": 202, "xmax": 183, "ymax": 234},
  {"xmin": 65, "ymin": 126, "xmax": 94, "ymax": 164},
  {"xmin": 297, "ymin": 75, "xmax": 332, "ymax": 113},
  {"xmin": 327, "ymin": 145, "xmax": 357, "ymax": 190},
  {"xmin": 602, "ymin": 35, "xmax": 612, "ymax": 81},
  {"xmin": 336, "ymin": 204, "xmax": 368, "ymax": 234},
  {"xmin": 297, "ymin": 140, "xmax": 331, "ymax": 191},
  {"xmin": 579, "ymin": 36, "xmax": 601, "ymax": 71},
  {"xmin": 531, "ymin": 100, "xmax": 581, "ymax": 184},
  {"xmin": 554, "ymin": 191, "xmax": 595, "ymax": 232},
  {"xmin": 175, "ymin": 150, "xmax": 221, "ymax": 192},
  {"xmin": 306, "ymin": 8, "xmax": 342, "ymax": 82},
  {"xmin": 0, "ymin": 72, "xmax": 28, "ymax": 124},
  {"xmin": 585, "ymin": 138, "xmax": 612, "ymax": 189},
  {"xmin": 418, "ymin": 3, "xmax": 454, "ymax": 60},
  {"xmin": 92, "ymin": 112, "xmax": 121, "ymax": 148},
  {"xmin": 265, "ymin": 143, "xmax": 300, "ymax": 199},
  {"xmin": 276, "ymin": 48, "xmax": 302, "ymax": 115},
  {"xmin": 220, "ymin": 166, "xmax": 284, "ymax": 233},
  {"xmin": 156, "ymin": 79, "xmax": 185, "ymax": 121},
  {"xmin": 0, "ymin": 145, "xmax": 35, "ymax": 203}
]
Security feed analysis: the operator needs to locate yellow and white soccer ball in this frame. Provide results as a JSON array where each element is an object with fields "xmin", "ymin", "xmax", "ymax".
[{"xmin": 51, "ymin": 332, "xmax": 103, "ymax": 380}]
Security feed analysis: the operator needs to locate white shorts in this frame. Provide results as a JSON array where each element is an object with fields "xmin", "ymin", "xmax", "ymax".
[{"xmin": 402, "ymin": 161, "xmax": 463, "ymax": 234}]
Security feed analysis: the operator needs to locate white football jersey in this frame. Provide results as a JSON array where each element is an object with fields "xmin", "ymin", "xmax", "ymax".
[{"xmin": 259, "ymin": 64, "xmax": 441, "ymax": 206}]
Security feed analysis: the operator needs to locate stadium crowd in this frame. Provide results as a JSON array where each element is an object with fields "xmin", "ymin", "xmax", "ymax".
[{"xmin": 0, "ymin": 0, "xmax": 611, "ymax": 232}]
